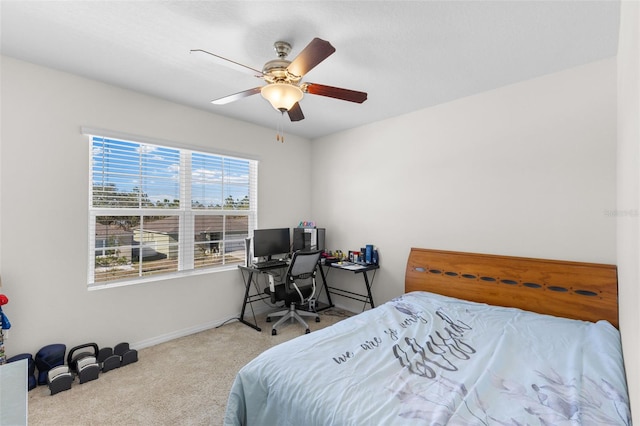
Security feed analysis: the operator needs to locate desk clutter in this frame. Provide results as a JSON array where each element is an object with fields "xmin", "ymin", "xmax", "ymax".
[{"xmin": 322, "ymin": 244, "xmax": 379, "ymax": 266}]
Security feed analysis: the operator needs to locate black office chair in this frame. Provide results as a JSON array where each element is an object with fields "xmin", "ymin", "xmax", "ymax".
[{"xmin": 264, "ymin": 250, "xmax": 322, "ymax": 335}]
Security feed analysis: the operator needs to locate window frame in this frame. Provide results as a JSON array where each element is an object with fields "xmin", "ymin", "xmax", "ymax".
[{"xmin": 84, "ymin": 128, "xmax": 258, "ymax": 289}]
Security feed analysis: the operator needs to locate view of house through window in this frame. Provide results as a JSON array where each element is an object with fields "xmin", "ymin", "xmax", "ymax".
[{"xmin": 88, "ymin": 134, "xmax": 257, "ymax": 286}]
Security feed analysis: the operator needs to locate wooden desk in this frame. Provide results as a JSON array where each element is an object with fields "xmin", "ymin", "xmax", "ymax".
[{"xmin": 322, "ymin": 262, "xmax": 379, "ymax": 311}]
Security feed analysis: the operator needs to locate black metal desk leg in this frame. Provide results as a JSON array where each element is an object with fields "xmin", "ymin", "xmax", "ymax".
[
  {"xmin": 362, "ymin": 271, "xmax": 375, "ymax": 308},
  {"xmin": 318, "ymin": 265, "xmax": 334, "ymax": 308},
  {"xmin": 239, "ymin": 270, "xmax": 261, "ymax": 332}
]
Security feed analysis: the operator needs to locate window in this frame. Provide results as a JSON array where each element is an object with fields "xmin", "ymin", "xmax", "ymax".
[{"xmin": 87, "ymin": 132, "xmax": 257, "ymax": 287}]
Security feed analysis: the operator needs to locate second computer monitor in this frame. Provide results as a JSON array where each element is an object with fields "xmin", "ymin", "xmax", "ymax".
[
  {"xmin": 292, "ymin": 228, "xmax": 325, "ymax": 252},
  {"xmin": 253, "ymin": 228, "xmax": 291, "ymax": 260}
]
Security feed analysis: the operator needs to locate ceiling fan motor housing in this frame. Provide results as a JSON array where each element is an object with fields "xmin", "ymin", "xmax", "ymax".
[
  {"xmin": 262, "ymin": 41, "xmax": 302, "ymax": 83},
  {"xmin": 262, "ymin": 59, "xmax": 295, "ymax": 82}
]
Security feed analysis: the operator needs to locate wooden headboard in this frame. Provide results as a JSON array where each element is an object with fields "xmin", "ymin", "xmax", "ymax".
[{"xmin": 405, "ymin": 248, "xmax": 619, "ymax": 328}]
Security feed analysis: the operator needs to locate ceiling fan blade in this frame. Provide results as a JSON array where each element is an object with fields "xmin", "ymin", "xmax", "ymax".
[
  {"xmin": 211, "ymin": 87, "xmax": 263, "ymax": 105},
  {"xmin": 286, "ymin": 38, "xmax": 336, "ymax": 78},
  {"xmin": 191, "ymin": 49, "xmax": 263, "ymax": 77},
  {"xmin": 304, "ymin": 83, "xmax": 368, "ymax": 104},
  {"xmin": 287, "ymin": 102, "xmax": 305, "ymax": 122}
]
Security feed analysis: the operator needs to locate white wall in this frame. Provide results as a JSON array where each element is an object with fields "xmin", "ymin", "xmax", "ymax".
[
  {"xmin": 0, "ymin": 57, "xmax": 313, "ymax": 355},
  {"xmin": 312, "ymin": 58, "xmax": 617, "ymax": 314},
  {"xmin": 617, "ymin": 0, "xmax": 640, "ymax": 419}
]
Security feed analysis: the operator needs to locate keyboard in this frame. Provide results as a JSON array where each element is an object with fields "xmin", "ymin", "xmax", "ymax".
[{"xmin": 253, "ymin": 259, "xmax": 288, "ymax": 269}]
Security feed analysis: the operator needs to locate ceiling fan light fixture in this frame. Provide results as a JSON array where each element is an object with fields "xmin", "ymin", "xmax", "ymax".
[{"xmin": 261, "ymin": 82, "xmax": 303, "ymax": 111}]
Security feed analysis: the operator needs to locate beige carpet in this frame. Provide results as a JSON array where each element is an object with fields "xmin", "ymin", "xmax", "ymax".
[{"xmin": 27, "ymin": 308, "xmax": 352, "ymax": 426}]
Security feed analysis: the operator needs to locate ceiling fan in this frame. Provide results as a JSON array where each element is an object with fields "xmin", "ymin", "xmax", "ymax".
[{"xmin": 191, "ymin": 38, "xmax": 367, "ymax": 122}]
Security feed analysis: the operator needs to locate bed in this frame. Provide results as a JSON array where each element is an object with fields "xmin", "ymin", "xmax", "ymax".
[{"xmin": 224, "ymin": 248, "xmax": 631, "ymax": 425}]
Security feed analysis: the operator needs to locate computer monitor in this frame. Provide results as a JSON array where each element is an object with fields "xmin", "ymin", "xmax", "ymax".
[
  {"xmin": 292, "ymin": 228, "xmax": 325, "ymax": 252},
  {"xmin": 253, "ymin": 228, "xmax": 291, "ymax": 260}
]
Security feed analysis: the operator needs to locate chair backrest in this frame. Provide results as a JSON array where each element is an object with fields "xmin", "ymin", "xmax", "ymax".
[{"xmin": 285, "ymin": 250, "xmax": 322, "ymax": 303}]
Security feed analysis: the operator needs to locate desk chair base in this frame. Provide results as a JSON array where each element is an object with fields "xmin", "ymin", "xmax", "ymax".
[{"xmin": 266, "ymin": 303, "xmax": 320, "ymax": 335}]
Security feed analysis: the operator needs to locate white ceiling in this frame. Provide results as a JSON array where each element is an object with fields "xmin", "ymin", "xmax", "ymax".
[{"xmin": 0, "ymin": 1, "xmax": 620, "ymax": 140}]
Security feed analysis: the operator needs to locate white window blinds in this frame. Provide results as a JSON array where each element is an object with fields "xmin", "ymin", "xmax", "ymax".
[{"xmin": 86, "ymin": 132, "xmax": 257, "ymax": 287}]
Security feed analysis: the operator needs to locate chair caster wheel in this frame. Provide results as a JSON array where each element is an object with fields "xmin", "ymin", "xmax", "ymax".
[
  {"xmin": 315, "ymin": 317, "xmax": 320, "ymax": 322},
  {"xmin": 305, "ymin": 329, "xmax": 311, "ymax": 334},
  {"xmin": 272, "ymin": 329, "xmax": 277, "ymax": 336},
  {"xmin": 266, "ymin": 317, "xmax": 271, "ymax": 322}
]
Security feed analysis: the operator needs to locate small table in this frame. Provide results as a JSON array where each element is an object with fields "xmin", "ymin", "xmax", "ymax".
[{"xmin": 322, "ymin": 262, "xmax": 379, "ymax": 311}]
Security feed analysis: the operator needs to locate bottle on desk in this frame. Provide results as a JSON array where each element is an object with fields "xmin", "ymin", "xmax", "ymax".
[{"xmin": 365, "ymin": 245, "xmax": 373, "ymax": 264}]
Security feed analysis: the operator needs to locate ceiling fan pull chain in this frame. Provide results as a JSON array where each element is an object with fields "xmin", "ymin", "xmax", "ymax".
[{"xmin": 276, "ymin": 111, "xmax": 286, "ymax": 143}]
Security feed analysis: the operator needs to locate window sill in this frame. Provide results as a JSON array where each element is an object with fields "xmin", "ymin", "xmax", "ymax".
[{"xmin": 87, "ymin": 264, "xmax": 240, "ymax": 291}]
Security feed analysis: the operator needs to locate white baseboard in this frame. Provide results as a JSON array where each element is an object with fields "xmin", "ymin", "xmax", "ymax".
[
  {"xmin": 131, "ymin": 302, "xmax": 356, "ymax": 351},
  {"xmin": 131, "ymin": 316, "xmax": 232, "ymax": 350},
  {"xmin": 131, "ymin": 304, "xmax": 275, "ymax": 350}
]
